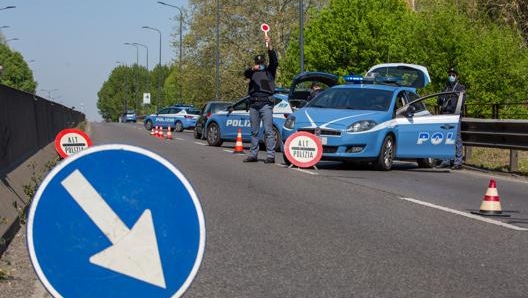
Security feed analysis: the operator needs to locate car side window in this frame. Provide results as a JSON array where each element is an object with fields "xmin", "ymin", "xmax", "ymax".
[{"xmin": 233, "ymin": 98, "xmax": 249, "ymax": 111}]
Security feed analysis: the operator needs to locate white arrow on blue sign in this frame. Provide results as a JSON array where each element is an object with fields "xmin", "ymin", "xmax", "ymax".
[{"xmin": 27, "ymin": 144, "xmax": 206, "ymax": 298}]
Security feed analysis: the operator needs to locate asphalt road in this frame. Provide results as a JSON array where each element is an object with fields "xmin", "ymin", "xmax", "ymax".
[{"xmin": 1, "ymin": 122, "xmax": 527, "ymax": 298}]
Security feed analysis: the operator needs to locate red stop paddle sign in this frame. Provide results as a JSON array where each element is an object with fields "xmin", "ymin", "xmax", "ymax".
[
  {"xmin": 284, "ymin": 131, "xmax": 323, "ymax": 168},
  {"xmin": 54, "ymin": 128, "xmax": 92, "ymax": 159},
  {"xmin": 260, "ymin": 23, "xmax": 270, "ymax": 33}
]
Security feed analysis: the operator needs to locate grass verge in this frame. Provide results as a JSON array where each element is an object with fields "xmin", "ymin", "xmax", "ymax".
[{"xmin": 464, "ymin": 147, "xmax": 528, "ymax": 177}]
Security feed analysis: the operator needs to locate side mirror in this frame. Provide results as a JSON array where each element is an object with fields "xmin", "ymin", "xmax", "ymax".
[{"xmin": 227, "ymin": 105, "xmax": 234, "ymax": 113}]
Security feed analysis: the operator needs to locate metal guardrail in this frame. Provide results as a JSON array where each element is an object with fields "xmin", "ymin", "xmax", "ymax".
[{"xmin": 461, "ymin": 118, "xmax": 528, "ymax": 171}]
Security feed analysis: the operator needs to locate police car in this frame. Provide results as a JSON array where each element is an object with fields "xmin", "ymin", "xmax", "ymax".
[
  {"xmin": 144, "ymin": 105, "xmax": 201, "ymax": 132},
  {"xmin": 281, "ymin": 63, "xmax": 464, "ymax": 170},
  {"xmin": 204, "ymin": 93, "xmax": 293, "ymax": 151}
]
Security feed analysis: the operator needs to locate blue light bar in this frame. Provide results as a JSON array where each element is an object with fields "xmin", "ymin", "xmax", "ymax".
[{"xmin": 343, "ymin": 74, "xmax": 364, "ymax": 83}]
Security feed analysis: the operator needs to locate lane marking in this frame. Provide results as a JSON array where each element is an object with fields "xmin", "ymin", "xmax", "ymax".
[{"xmin": 399, "ymin": 197, "xmax": 528, "ymax": 231}]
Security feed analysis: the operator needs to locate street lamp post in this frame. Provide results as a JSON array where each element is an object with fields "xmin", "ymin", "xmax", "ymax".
[
  {"xmin": 215, "ymin": 0, "xmax": 220, "ymax": 100},
  {"xmin": 133, "ymin": 42, "xmax": 149, "ymax": 113},
  {"xmin": 299, "ymin": 0, "xmax": 304, "ymax": 73},
  {"xmin": 124, "ymin": 42, "xmax": 139, "ymax": 65},
  {"xmin": 124, "ymin": 42, "xmax": 140, "ymax": 112},
  {"xmin": 143, "ymin": 26, "xmax": 162, "ymax": 112},
  {"xmin": 0, "ymin": 6, "xmax": 15, "ymax": 11},
  {"xmin": 132, "ymin": 42, "xmax": 149, "ymax": 71},
  {"xmin": 157, "ymin": 1, "xmax": 183, "ymax": 102}
]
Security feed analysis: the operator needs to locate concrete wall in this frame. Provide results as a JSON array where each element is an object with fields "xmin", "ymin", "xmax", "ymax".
[{"xmin": 0, "ymin": 84, "xmax": 85, "ymax": 255}]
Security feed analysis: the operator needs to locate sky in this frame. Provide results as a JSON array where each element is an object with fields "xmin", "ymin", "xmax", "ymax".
[{"xmin": 1, "ymin": 0, "xmax": 188, "ymax": 121}]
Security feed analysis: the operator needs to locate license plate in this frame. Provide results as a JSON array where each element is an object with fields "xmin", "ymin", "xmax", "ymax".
[{"xmin": 320, "ymin": 137, "xmax": 327, "ymax": 145}]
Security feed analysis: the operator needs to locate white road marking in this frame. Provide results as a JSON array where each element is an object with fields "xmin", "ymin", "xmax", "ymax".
[{"xmin": 399, "ymin": 197, "xmax": 528, "ymax": 231}]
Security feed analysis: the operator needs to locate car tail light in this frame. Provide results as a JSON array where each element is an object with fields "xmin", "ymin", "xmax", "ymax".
[
  {"xmin": 184, "ymin": 115, "xmax": 194, "ymax": 119},
  {"xmin": 283, "ymin": 113, "xmax": 290, "ymax": 118},
  {"xmin": 206, "ymin": 112, "xmax": 212, "ymax": 118}
]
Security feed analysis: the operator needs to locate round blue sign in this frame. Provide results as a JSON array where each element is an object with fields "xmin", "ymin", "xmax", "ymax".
[{"xmin": 27, "ymin": 144, "xmax": 206, "ymax": 298}]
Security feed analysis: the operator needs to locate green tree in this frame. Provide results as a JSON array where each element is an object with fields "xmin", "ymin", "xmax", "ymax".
[
  {"xmin": 97, "ymin": 64, "xmax": 152, "ymax": 121},
  {"xmin": 176, "ymin": 0, "xmax": 328, "ymax": 107},
  {"xmin": 281, "ymin": 0, "xmax": 413, "ymax": 84},
  {"xmin": 0, "ymin": 43, "xmax": 37, "ymax": 93}
]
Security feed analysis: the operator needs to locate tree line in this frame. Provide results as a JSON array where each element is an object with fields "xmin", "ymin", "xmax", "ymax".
[{"xmin": 1, "ymin": 0, "xmax": 526, "ymax": 120}]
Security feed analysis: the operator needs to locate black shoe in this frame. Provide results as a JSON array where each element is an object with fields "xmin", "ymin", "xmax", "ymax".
[
  {"xmin": 243, "ymin": 156, "xmax": 258, "ymax": 163},
  {"xmin": 264, "ymin": 158, "xmax": 275, "ymax": 164},
  {"xmin": 451, "ymin": 165, "xmax": 462, "ymax": 170}
]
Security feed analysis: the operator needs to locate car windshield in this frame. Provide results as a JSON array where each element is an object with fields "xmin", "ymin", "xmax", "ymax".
[{"xmin": 307, "ymin": 88, "xmax": 393, "ymax": 111}]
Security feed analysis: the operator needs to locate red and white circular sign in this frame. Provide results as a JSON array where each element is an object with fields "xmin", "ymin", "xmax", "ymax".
[
  {"xmin": 283, "ymin": 131, "xmax": 323, "ymax": 168},
  {"xmin": 260, "ymin": 23, "xmax": 270, "ymax": 33},
  {"xmin": 54, "ymin": 128, "xmax": 92, "ymax": 158}
]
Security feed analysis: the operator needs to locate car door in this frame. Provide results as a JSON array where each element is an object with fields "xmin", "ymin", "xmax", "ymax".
[
  {"xmin": 152, "ymin": 108, "xmax": 170, "ymax": 127},
  {"xmin": 221, "ymin": 97, "xmax": 252, "ymax": 140},
  {"xmin": 394, "ymin": 92, "xmax": 463, "ymax": 159}
]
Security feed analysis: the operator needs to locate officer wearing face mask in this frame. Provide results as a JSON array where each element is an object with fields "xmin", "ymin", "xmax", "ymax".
[
  {"xmin": 438, "ymin": 68, "xmax": 465, "ymax": 114},
  {"xmin": 436, "ymin": 67, "xmax": 466, "ymax": 170}
]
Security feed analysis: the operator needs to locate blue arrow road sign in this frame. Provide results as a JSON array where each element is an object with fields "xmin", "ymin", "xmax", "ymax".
[{"xmin": 27, "ymin": 144, "xmax": 206, "ymax": 298}]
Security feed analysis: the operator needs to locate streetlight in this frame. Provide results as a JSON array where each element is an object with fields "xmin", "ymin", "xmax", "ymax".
[
  {"xmin": 157, "ymin": 1, "xmax": 183, "ymax": 102},
  {"xmin": 215, "ymin": 0, "xmax": 220, "ymax": 99},
  {"xmin": 132, "ymin": 42, "xmax": 149, "ymax": 71},
  {"xmin": 133, "ymin": 42, "xmax": 149, "ymax": 114},
  {"xmin": 143, "ymin": 25, "xmax": 162, "ymax": 112},
  {"xmin": 299, "ymin": 0, "xmax": 304, "ymax": 73},
  {"xmin": 0, "ymin": 6, "xmax": 15, "ymax": 11},
  {"xmin": 0, "ymin": 26, "xmax": 9, "ymax": 29},
  {"xmin": 5, "ymin": 37, "xmax": 18, "ymax": 43},
  {"xmin": 124, "ymin": 42, "xmax": 139, "ymax": 65}
]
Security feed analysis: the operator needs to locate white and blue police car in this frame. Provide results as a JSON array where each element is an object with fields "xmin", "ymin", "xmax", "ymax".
[
  {"xmin": 204, "ymin": 93, "xmax": 293, "ymax": 151},
  {"xmin": 144, "ymin": 105, "xmax": 201, "ymax": 132},
  {"xmin": 281, "ymin": 63, "xmax": 464, "ymax": 170}
]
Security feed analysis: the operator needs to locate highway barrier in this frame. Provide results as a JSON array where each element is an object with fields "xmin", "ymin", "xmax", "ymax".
[{"xmin": 1, "ymin": 84, "xmax": 85, "ymax": 255}]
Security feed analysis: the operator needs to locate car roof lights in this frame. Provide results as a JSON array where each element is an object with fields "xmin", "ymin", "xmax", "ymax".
[{"xmin": 343, "ymin": 74, "xmax": 364, "ymax": 84}]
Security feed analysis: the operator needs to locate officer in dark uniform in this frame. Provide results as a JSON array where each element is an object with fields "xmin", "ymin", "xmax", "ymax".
[
  {"xmin": 242, "ymin": 35, "xmax": 278, "ymax": 163},
  {"xmin": 437, "ymin": 67, "xmax": 466, "ymax": 170}
]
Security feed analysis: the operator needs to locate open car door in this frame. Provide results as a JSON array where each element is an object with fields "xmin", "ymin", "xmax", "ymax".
[{"xmin": 394, "ymin": 91, "xmax": 465, "ymax": 160}]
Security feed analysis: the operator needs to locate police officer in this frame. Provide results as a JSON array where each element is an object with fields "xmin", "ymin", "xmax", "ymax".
[
  {"xmin": 242, "ymin": 35, "xmax": 278, "ymax": 163},
  {"xmin": 437, "ymin": 67, "xmax": 466, "ymax": 170}
]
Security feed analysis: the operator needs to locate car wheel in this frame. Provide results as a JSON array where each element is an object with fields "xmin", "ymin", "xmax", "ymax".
[
  {"xmin": 374, "ymin": 135, "xmax": 395, "ymax": 171},
  {"xmin": 206, "ymin": 123, "xmax": 223, "ymax": 146},
  {"xmin": 193, "ymin": 127, "xmax": 202, "ymax": 139},
  {"xmin": 258, "ymin": 126, "xmax": 282, "ymax": 152},
  {"xmin": 272, "ymin": 126, "xmax": 282, "ymax": 152},
  {"xmin": 145, "ymin": 120, "xmax": 153, "ymax": 130},
  {"xmin": 417, "ymin": 158, "xmax": 435, "ymax": 168},
  {"xmin": 174, "ymin": 121, "xmax": 184, "ymax": 132}
]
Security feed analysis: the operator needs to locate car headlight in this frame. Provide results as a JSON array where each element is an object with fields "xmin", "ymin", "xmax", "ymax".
[
  {"xmin": 347, "ymin": 120, "xmax": 377, "ymax": 132},
  {"xmin": 284, "ymin": 115, "xmax": 296, "ymax": 129}
]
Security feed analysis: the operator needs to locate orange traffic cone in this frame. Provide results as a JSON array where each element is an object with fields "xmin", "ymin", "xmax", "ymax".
[
  {"xmin": 233, "ymin": 128, "xmax": 245, "ymax": 154},
  {"xmin": 157, "ymin": 126, "xmax": 163, "ymax": 138},
  {"xmin": 150, "ymin": 126, "xmax": 155, "ymax": 136},
  {"xmin": 471, "ymin": 179, "xmax": 510, "ymax": 217},
  {"xmin": 166, "ymin": 127, "xmax": 172, "ymax": 139}
]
